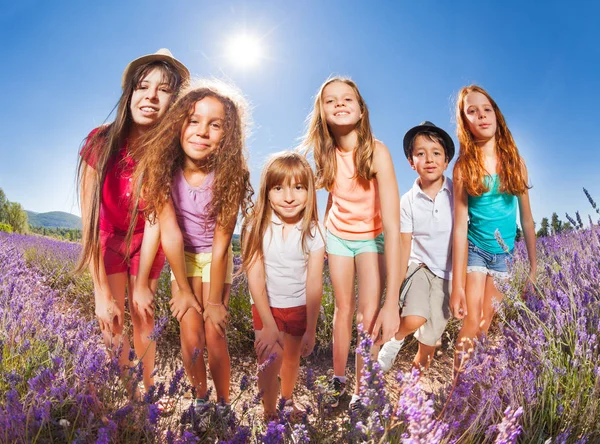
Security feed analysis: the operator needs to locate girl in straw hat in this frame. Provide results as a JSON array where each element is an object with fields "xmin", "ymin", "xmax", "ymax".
[{"xmin": 76, "ymin": 49, "xmax": 189, "ymax": 398}]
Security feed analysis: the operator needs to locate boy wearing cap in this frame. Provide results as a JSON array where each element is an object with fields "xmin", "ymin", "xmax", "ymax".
[{"xmin": 377, "ymin": 121, "xmax": 455, "ymax": 373}]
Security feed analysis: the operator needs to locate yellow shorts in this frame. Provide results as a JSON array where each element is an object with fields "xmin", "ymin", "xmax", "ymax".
[{"xmin": 170, "ymin": 247, "xmax": 234, "ymax": 284}]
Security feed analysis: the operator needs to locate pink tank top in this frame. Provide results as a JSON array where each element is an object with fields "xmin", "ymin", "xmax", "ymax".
[
  {"xmin": 326, "ymin": 148, "xmax": 382, "ymax": 240},
  {"xmin": 171, "ymin": 169, "xmax": 216, "ymax": 253}
]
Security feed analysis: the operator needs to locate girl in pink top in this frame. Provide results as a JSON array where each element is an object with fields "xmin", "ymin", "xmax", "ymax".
[
  {"xmin": 76, "ymin": 49, "xmax": 189, "ymax": 398},
  {"xmin": 303, "ymin": 77, "xmax": 403, "ymax": 409},
  {"xmin": 132, "ymin": 79, "xmax": 253, "ymax": 422}
]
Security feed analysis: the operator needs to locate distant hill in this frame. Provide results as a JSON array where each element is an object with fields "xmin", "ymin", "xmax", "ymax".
[{"xmin": 26, "ymin": 211, "xmax": 82, "ymax": 229}]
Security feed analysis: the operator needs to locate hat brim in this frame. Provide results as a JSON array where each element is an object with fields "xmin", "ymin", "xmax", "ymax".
[
  {"xmin": 403, "ymin": 125, "xmax": 455, "ymax": 161},
  {"xmin": 121, "ymin": 53, "xmax": 190, "ymax": 90}
]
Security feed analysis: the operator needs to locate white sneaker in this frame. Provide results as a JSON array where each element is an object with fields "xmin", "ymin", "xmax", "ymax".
[{"xmin": 377, "ymin": 338, "xmax": 405, "ymax": 373}]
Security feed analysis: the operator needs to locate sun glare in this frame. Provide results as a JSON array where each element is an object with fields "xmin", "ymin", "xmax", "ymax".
[{"xmin": 226, "ymin": 33, "xmax": 262, "ymax": 68}]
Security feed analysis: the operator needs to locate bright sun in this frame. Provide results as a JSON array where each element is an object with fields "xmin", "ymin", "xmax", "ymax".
[{"xmin": 226, "ymin": 33, "xmax": 262, "ymax": 68}]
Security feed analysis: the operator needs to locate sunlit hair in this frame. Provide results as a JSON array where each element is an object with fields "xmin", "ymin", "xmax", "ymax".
[
  {"xmin": 302, "ymin": 76, "xmax": 375, "ymax": 191},
  {"xmin": 75, "ymin": 61, "xmax": 184, "ymax": 275},
  {"xmin": 130, "ymin": 79, "xmax": 253, "ymax": 238},
  {"xmin": 242, "ymin": 151, "xmax": 322, "ymax": 271},
  {"xmin": 454, "ymin": 85, "xmax": 529, "ymax": 196}
]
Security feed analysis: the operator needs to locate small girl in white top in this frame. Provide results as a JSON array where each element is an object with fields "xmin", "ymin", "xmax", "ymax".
[{"xmin": 242, "ymin": 152, "xmax": 325, "ymax": 421}]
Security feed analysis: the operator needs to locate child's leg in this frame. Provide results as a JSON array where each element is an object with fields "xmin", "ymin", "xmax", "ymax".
[
  {"xmin": 328, "ymin": 254, "xmax": 357, "ymax": 378},
  {"xmin": 480, "ymin": 274, "xmax": 504, "ymax": 335},
  {"xmin": 128, "ymin": 275, "xmax": 159, "ymax": 390},
  {"xmin": 414, "ymin": 342, "xmax": 436, "ymax": 372},
  {"xmin": 354, "ymin": 252, "xmax": 385, "ymax": 395},
  {"xmin": 280, "ymin": 333, "xmax": 303, "ymax": 401},
  {"xmin": 256, "ymin": 330, "xmax": 284, "ymax": 416},
  {"xmin": 395, "ymin": 315, "xmax": 426, "ymax": 341},
  {"xmin": 103, "ymin": 272, "xmax": 138, "ymax": 396},
  {"xmin": 454, "ymin": 271, "xmax": 486, "ymax": 370},
  {"xmin": 203, "ymin": 281, "xmax": 232, "ymax": 403},
  {"xmin": 176, "ymin": 277, "xmax": 208, "ymax": 399}
]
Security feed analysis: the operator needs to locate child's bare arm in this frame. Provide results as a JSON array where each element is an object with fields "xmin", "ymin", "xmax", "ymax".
[
  {"xmin": 371, "ymin": 141, "xmax": 402, "ymax": 345},
  {"xmin": 302, "ymin": 246, "xmax": 325, "ymax": 357},
  {"xmin": 133, "ymin": 219, "xmax": 160, "ymax": 321},
  {"xmin": 450, "ymin": 171, "xmax": 469, "ymax": 318},
  {"xmin": 80, "ymin": 162, "xmax": 123, "ymax": 331},
  {"xmin": 245, "ymin": 233, "xmax": 282, "ymax": 361},
  {"xmin": 158, "ymin": 200, "xmax": 201, "ymax": 322},
  {"xmin": 517, "ymin": 162, "xmax": 537, "ymax": 286},
  {"xmin": 203, "ymin": 221, "xmax": 234, "ymax": 337}
]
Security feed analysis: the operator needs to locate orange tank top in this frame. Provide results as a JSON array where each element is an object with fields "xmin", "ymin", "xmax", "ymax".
[{"xmin": 326, "ymin": 148, "xmax": 382, "ymax": 240}]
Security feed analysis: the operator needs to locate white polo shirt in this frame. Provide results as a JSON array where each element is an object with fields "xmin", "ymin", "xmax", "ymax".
[
  {"xmin": 401, "ymin": 177, "xmax": 453, "ymax": 280},
  {"xmin": 250, "ymin": 213, "xmax": 325, "ymax": 308}
]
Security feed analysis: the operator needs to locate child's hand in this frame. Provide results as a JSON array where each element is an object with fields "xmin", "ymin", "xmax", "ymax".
[
  {"xmin": 133, "ymin": 285, "xmax": 155, "ymax": 322},
  {"xmin": 203, "ymin": 303, "xmax": 229, "ymax": 337},
  {"xmin": 94, "ymin": 289, "xmax": 123, "ymax": 333},
  {"xmin": 522, "ymin": 267, "xmax": 537, "ymax": 300},
  {"xmin": 170, "ymin": 288, "xmax": 202, "ymax": 323},
  {"xmin": 255, "ymin": 325, "xmax": 284, "ymax": 362},
  {"xmin": 450, "ymin": 288, "xmax": 468, "ymax": 319},
  {"xmin": 300, "ymin": 331, "xmax": 316, "ymax": 357},
  {"xmin": 372, "ymin": 303, "xmax": 400, "ymax": 346}
]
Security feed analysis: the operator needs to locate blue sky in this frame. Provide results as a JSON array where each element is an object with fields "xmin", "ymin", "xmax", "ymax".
[{"xmin": 1, "ymin": 0, "xmax": 599, "ymax": 228}]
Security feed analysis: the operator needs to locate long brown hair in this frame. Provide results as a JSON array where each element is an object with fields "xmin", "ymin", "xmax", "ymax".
[
  {"xmin": 302, "ymin": 76, "xmax": 376, "ymax": 191},
  {"xmin": 242, "ymin": 152, "xmax": 321, "ymax": 271},
  {"xmin": 454, "ymin": 85, "xmax": 529, "ymax": 196},
  {"xmin": 75, "ymin": 61, "xmax": 184, "ymax": 275},
  {"xmin": 132, "ymin": 79, "xmax": 253, "ymax": 233}
]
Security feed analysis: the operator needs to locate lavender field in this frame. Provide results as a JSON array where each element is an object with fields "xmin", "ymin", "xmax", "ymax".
[{"xmin": 1, "ymin": 228, "xmax": 599, "ymax": 443}]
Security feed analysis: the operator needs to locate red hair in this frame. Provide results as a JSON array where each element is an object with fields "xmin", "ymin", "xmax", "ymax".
[{"xmin": 454, "ymin": 85, "xmax": 529, "ymax": 196}]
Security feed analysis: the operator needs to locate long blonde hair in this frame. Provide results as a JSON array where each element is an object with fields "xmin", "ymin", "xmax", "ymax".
[
  {"xmin": 303, "ymin": 76, "xmax": 376, "ymax": 191},
  {"xmin": 242, "ymin": 152, "xmax": 321, "ymax": 270},
  {"xmin": 454, "ymin": 85, "xmax": 529, "ymax": 196}
]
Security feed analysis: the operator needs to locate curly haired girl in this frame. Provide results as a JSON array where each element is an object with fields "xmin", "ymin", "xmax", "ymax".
[{"xmin": 131, "ymin": 79, "xmax": 253, "ymax": 423}]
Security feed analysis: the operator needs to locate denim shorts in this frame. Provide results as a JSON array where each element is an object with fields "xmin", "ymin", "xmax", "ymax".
[
  {"xmin": 467, "ymin": 240, "xmax": 513, "ymax": 279},
  {"xmin": 326, "ymin": 230, "xmax": 384, "ymax": 257}
]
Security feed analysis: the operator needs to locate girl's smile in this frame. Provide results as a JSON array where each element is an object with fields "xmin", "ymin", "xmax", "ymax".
[
  {"xmin": 180, "ymin": 96, "xmax": 226, "ymax": 166},
  {"xmin": 129, "ymin": 68, "xmax": 173, "ymax": 128},
  {"xmin": 268, "ymin": 182, "xmax": 308, "ymax": 224},
  {"xmin": 322, "ymin": 81, "xmax": 361, "ymax": 128}
]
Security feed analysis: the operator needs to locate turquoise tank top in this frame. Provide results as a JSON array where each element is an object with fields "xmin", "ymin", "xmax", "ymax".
[{"xmin": 467, "ymin": 174, "xmax": 517, "ymax": 254}]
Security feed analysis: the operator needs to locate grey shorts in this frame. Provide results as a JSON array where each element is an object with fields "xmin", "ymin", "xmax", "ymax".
[{"xmin": 401, "ymin": 263, "xmax": 451, "ymax": 347}]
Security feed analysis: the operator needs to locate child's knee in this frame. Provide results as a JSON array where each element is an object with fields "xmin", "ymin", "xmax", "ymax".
[
  {"xmin": 334, "ymin": 298, "xmax": 355, "ymax": 315},
  {"xmin": 204, "ymin": 323, "xmax": 226, "ymax": 346}
]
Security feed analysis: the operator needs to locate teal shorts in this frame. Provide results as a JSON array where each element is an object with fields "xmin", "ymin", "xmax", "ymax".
[{"xmin": 326, "ymin": 230, "xmax": 384, "ymax": 257}]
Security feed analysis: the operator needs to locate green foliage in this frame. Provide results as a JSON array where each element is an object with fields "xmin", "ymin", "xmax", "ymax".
[
  {"xmin": 5, "ymin": 201, "xmax": 28, "ymax": 234},
  {"xmin": 536, "ymin": 217, "xmax": 549, "ymax": 237},
  {"xmin": 29, "ymin": 225, "xmax": 82, "ymax": 241},
  {"xmin": 0, "ymin": 222, "xmax": 12, "ymax": 233},
  {"xmin": 0, "ymin": 188, "xmax": 7, "ymax": 223}
]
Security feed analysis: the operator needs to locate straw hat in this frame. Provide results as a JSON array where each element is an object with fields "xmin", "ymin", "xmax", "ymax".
[{"xmin": 121, "ymin": 48, "xmax": 189, "ymax": 90}]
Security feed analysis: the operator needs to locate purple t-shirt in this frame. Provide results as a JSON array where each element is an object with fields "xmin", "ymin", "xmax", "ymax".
[{"xmin": 171, "ymin": 169, "xmax": 216, "ymax": 253}]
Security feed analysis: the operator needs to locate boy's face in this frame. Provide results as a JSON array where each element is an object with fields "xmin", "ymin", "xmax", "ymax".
[{"xmin": 409, "ymin": 134, "xmax": 448, "ymax": 183}]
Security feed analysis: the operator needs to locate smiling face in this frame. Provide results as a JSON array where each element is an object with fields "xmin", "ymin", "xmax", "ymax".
[
  {"xmin": 268, "ymin": 180, "xmax": 308, "ymax": 224},
  {"xmin": 129, "ymin": 67, "xmax": 174, "ymax": 128},
  {"xmin": 180, "ymin": 96, "xmax": 226, "ymax": 166},
  {"xmin": 321, "ymin": 81, "xmax": 362, "ymax": 130},
  {"xmin": 409, "ymin": 134, "xmax": 448, "ymax": 185},
  {"xmin": 462, "ymin": 91, "xmax": 498, "ymax": 142}
]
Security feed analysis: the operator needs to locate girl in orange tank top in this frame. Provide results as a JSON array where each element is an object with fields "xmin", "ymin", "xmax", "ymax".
[{"xmin": 303, "ymin": 76, "xmax": 404, "ymax": 409}]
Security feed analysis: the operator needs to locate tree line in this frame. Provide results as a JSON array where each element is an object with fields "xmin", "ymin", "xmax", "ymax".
[{"xmin": 0, "ymin": 188, "xmax": 28, "ymax": 234}]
